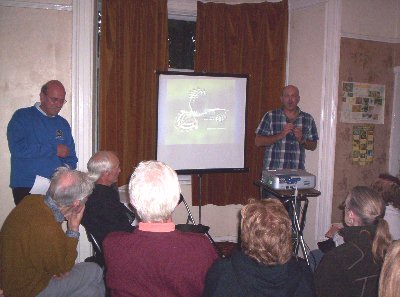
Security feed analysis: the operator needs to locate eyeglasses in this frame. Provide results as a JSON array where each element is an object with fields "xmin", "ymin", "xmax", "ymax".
[{"xmin": 47, "ymin": 96, "xmax": 67, "ymax": 104}]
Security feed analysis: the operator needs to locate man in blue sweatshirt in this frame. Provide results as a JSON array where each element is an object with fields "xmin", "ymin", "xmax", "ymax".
[{"xmin": 7, "ymin": 80, "xmax": 78, "ymax": 205}]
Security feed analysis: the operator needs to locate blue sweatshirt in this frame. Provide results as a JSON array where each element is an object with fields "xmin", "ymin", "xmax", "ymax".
[{"xmin": 7, "ymin": 105, "xmax": 78, "ymax": 188}]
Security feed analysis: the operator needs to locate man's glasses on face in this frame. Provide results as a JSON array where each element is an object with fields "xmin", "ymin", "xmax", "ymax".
[{"xmin": 47, "ymin": 96, "xmax": 67, "ymax": 104}]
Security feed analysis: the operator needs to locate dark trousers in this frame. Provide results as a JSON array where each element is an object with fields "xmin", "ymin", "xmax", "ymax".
[{"xmin": 12, "ymin": 187, "xmax": 31, "ymax": 205}]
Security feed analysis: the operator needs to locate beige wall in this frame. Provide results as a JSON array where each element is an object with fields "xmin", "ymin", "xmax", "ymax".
[
  {"xmin": 0, "ymin": 1, "xmax": 72, "ymax": 226},
  {"xmin": 332, "ymin": 38, "xmax": 398, "ymax": 222},
  {"xmin": 329, "ymin": 0, "xmax": 400, "ymax": 222}
]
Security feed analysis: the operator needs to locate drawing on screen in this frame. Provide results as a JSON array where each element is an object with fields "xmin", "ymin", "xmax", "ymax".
[{"xmin": 174, "ymin": 87, "xmax": 228, "ymax": 132}]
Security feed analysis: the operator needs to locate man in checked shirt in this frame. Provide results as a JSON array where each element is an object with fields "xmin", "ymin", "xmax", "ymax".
[{"xmin": 255, "ymin": 85, "xmax": 319, "ymax": 172}]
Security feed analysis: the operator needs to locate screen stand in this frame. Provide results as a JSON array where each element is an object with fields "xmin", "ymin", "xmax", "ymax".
[
  {"xmin": 176, "ymin": 194, "xmax": 224, "ymax": 257},
  {"xmin": 198, "ymin": 173, "xmax": 203, "ymax": 224}
]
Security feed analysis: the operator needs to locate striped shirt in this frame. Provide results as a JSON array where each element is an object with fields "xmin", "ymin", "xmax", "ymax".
[{"xmin": 255, "ymin": 108, "xmax": 318, "ymax": 170}]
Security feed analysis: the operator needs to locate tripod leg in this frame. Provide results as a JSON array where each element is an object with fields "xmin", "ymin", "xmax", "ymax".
[
  {"xmin": 180, "ymin": 194, "xmax": 225, "ymax": 258},
  {"xmin": 291, "ymin": 199, "xmax": 311, "ymax": 266},
  {"xmin": 205, "ymin": 231, "xmax": 225, "ymax": 258},
  {"xmin": 298, "ymin": 234, "xmax": 310, "ymax": 266}
]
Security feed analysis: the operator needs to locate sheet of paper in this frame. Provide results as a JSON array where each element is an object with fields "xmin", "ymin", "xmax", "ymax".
[
  {"xmin": 30, "ymin": 175, "xmax": 50, "ymax": 195},
  {"xmin": 118, "ymin": 184, "xmax": 129, "ymax": 204}
]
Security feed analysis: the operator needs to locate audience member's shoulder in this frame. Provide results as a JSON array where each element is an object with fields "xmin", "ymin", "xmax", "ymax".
[
  {"xmin": 17, "ymin": 195, "xmax": 45, "ymax": 209},
  {"xmin": 325, "ymin": 240, "xmax": 353, "ymax": 256},
  {"xmin": 176, "ymin": 229, "xmax": 211, "ymax": 242},
  {"xmin": 206, "ymin": 255, "xmax": 231, "ymax": 277},
  {"xmin": 288, "ymin": 257, "xmax": 312, "ymax": 275},
  {"xmin": 103, "ymin": 231, "xmax": 132, "ymax": 253},
  {"xmin": 104, "ymin": 230, "xmax": 132, "ymax": 243}
]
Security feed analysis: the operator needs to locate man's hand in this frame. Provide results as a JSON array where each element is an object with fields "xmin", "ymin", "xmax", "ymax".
[
  {"xmin": 280, "ymin": 123, "xmax": 295, "ymax": 138},
  {"xmin": 65, "ymin": 203, "xmax": 85, "ymax": 232},
  {"xmin": 255, "ymin": 123, "xmax": 296, "ymax": 147},
  {"xmin": 57, "ymin": 144, "xmax": 70, "ymax": 158},
  {"xmin": 293, "ymin": 127, "xmax": 303, "ymax": 142}
]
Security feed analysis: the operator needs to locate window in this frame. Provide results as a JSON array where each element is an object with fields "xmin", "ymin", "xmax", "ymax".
[{"xmin": 168, "ymin": 19, "xmax": 196, "ymax": 70}]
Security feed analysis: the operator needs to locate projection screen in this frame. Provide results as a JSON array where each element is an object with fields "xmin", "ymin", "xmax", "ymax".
[{"xmin": 156, "ymin": 71, "xmax": 248, "ymax": 174}]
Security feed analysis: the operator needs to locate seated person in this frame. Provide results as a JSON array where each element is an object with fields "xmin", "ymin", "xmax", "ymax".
[
  {"xmin": 203, "ymin": 198, "xmax": 315, "ymax": 297},
  {"xmin": 379, "ymin": 240, "xmax": 400, "ymax": 297},
  {"xmin": 82, "ymin": 151, "xmax": 135, "ymax": 248},
  {"xmin": 0, "ymin": 167, "xmax": 105, "ymax": 297},
  {"xmin": 372, "ymin": 173, "xmax": 400, "ymax": 240},
  {"xmin": 314, "ymin": 186, "xmax": 392, "ymax": 297},
  {"xmin": 311, "ymin": 173, "xmax": 400, "ymax": 270},
  {"xmin": 103, "ymin": 160, "xmax": 218, "ymax": 297}
]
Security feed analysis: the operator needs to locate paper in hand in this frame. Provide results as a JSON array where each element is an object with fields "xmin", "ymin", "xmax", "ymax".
[{"xmin": 30, "ymin": 175, "xmax": 51, "ymax": 195}]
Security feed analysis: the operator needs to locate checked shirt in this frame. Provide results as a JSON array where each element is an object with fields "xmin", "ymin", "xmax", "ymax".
[{"xmin": 255, "ymin": 107, "xmax": 319, "ymax": 170}]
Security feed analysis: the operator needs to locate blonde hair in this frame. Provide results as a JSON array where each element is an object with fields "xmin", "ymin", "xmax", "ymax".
[
  {"xmin": 241, "ymin": 198, "xmax": 292, "ymax": 265},
  {"xmin": 346, "ymin": 186, "xmax": 392, "ymax": 262},
  {"xmin": 379, "ymin": 240, "xmax": 400, "ymax": 297}
]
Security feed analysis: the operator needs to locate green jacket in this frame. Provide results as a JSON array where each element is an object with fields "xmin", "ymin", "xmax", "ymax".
[{"xmin": 0, "ymin": 195, "xmax": 78, "ymax": 297}]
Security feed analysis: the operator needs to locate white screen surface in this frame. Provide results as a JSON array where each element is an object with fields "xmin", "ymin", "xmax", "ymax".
[{"xmin": 156, "ymin": 72, "xmax": 247, "ymax": 173}]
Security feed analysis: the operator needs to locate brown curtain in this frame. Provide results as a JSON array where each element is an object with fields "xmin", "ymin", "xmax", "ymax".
[
  {"xmin": 193, "ymin": 1, "xmax": 288, "ymax": 205},
  {"xmin": 99, "ymin": 0, "xmax": 168, "ymax": 185}
]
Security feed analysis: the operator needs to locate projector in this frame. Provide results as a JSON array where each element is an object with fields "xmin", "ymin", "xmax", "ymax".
[{"xmin": 261, "ymin": 169, "xmax": 316, "ymax": 190}]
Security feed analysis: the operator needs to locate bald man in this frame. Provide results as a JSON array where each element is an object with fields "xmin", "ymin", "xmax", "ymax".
[
  {"xmin": 7, "ymin": 80, "xmax": 77, "ymax": 205},
  {"xmin": 255, "ymin": 85, "xmax": 318, "ymax": 171},
  {"xmin": 82, "ymin": 151, "xmax": 135, "ymax": 248}
]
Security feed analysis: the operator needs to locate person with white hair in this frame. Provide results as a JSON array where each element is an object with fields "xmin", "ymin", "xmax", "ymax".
[
  {"xmin": 103, "ymin": 160, "xmax": 218, "ymax": 297},
  {"xmin": 0, "ymin": 167, "xmax": 105, "ymax": 297},
  {"xmin": 81, "ymin": 151, "xmax": 135, "ymax": 248}
]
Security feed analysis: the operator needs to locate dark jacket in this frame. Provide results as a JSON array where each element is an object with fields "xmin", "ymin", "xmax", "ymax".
[
  {"xmin": 81, "ymin": 184, "xmax": 135, "ymax": 246},
  {"xmin": 203, "ymin": 250, "xmax": 315, "ymax": 297},
  {"xmin": 314, "ymin": 225, "xmax": 381, "ymax": 297}
]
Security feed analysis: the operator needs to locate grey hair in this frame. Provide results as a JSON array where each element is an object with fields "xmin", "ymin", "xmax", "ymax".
[
  {"xmin": 47, "ymin": 167, "xmax": 94, "ymax": 207},
  {"xmin": 129, "ymin": 160, "xmax": 181, "ymax": 223},
  {"xmin": 87, "ymin": 151, "xmax": 116, "ymax": 181}
]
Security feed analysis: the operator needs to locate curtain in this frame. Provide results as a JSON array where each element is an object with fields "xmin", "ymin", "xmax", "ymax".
[
  {"xmin": 99, "ymin": 0, "xmax": 168, "ymax": 186},
  {"xmin": 193, "ymin": 1, "xmax": 288, "ymax": 205}
]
